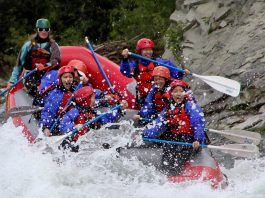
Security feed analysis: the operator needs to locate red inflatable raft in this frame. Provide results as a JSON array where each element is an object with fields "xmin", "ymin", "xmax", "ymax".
[{"xmin": 5, "ymin": 46, "xmax": 227, "ymax": 189}]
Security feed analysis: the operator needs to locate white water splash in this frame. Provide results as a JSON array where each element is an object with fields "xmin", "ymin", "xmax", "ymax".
[{"xmin": 0, "ymin": 119, "xmax": 264, "ymax": 198}]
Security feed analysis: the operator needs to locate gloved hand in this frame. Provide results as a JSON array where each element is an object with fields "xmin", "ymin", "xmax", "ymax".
[
  {"xmin": 35, "ymin": 63, "xmax": 46, "ymax": 71},
  {"xmin": 6, "ymin": 82, "xmax": 14, "ymax": 89},
  {"xmin": 74, "ymin": 124, "xmax": 83, "ymax": 130},
  {"xmin": 120, "ymin": 100, "xmax": 128, "ymax": 109},
  {"xmin": 133, "ymin": 114, "xmax": 141, "ymax": 122},
  {"xmin": 121, "ymin": 48, "xmax": 129, "ymax": 59},
  {"xmin": 104, "ymin": 93, "xmax": 121, "ymax": 105}
]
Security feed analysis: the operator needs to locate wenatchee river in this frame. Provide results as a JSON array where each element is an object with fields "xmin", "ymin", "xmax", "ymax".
[{"xmin": 0, "ymin": 103, "xmax": 265, "ymax": 198}]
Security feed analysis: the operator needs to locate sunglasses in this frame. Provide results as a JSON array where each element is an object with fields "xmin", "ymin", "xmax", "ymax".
[{"xmin": 37, "ymin": 28, "xmax": 50, "ymax": 32}]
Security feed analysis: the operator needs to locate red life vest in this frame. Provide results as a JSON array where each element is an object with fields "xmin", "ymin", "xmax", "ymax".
[
  {"xmin": 153, "ymin": 90, "xmax": 166, "ymax": 112},
  {"xmin": 38, "ymin": 84, "xmax": 56, "ymax": 98},
  {"xmin": 134, "ymin": 62, "xmax": 155, "ymax": 98},
  {"xmin": 167, "ymin": 104, "xmax": 192, "ymax": 136},
  {"xmin": 25, "ymin": 42, "xmax": 51, "ymax": 70},
  {"xmin": 57, "ymin": 92, "xmax": 72, "ymax": 116},
  {"xmin": 73, "ymin": 110, "xmax": 99, "ymax": 141}
]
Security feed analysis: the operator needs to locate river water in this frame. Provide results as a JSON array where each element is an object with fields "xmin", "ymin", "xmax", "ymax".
[{"xmin": 0, "ymin": 110, "xmax": 265, "ymax": 198}]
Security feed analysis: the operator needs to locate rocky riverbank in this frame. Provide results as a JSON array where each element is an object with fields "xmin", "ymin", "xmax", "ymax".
[{"xmin": 164, "ymin": 0, "xmax": 265, "ymax": 133}]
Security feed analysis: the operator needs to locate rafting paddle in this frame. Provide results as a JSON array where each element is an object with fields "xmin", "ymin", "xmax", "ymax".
[
  {"xmin": 0, "ymin": 105, "xmax": 43, "ymax": 120},
  {"xmin": 85, "ymin": 37, "xmax": 116, "ymax": 94},
  {"xmin": 143, "ymin": 138, "xmax": 259, "ymax": 159},
  {"xmin": 50, "ymin": 104, "xmax": 123, "ymax": 144},
  {"xmin": 206, "ymin": 128, "xmax": 261, "ymax": 145},
  {"xmin": 128, "ymin": 52, "xmax": 241, "ymax": 97},
  {"xmin": 135, "ymin": 117, "xmax": 261, "ymax": 145},
  {"xmin": 0, "ymin": 68, "xmax": 38, "ymax": 97}
]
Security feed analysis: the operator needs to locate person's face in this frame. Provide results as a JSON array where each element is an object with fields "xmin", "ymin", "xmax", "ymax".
[
  {"xmin": 171, "ymin": 86, "xmax": 185, "ymax": 103},
  {"xmin": 61, "ymin": 73, "xmax": 74, "ymax": 90},
  {"xmin": 73, "ymin": 69, "xmax": 86, "ymax": 82},
  {"xmin": 73, "ymin": 69, "xmax": 80, "ymax": 81},
  {"xmin": 37, "ymin": 28, "xmax": 50, "ymax": 39},
  {"xmin": 90, "ymin": 94, "xmax": 96, "ymax": 107},
  {"xmin": 141, "ymin": 48, "xmax": 153, "ymax": 58},
  {"xmin": 154, "ymin": 76, "xmax": 166, "ymax": 90}
]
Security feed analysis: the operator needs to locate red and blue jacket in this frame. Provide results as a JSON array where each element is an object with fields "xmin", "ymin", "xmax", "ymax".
[
  {"xmin": 59, "ymin": 106, "xmax": 122, "ymax": 136},
  {"xmin": 139, "ymin": 84, "xmax": 170, "ymax": 120},
  {"xmin": 37, "ymin": 70, "xmax": 103, "ymax": 106},
  {"xmin": 39, "ymin": 86, "xmax": 76, "ymax": 130},
  {"xmin": 143, "ymin": 100, "xmax": 205, "ymax": 143},
  {"xmin": 120, "ymin": 58, "xmax": 183, "ymax": 104}
]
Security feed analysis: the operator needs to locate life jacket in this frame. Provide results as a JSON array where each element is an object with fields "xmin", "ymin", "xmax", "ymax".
[
  {"xmin": 134, "ymin": 62, "xmax": 155, "ymax": 98},
  {"xmin": 166, "ymin": 103, "xmax": 192, "ymax": 136},
  {"xmin": 24, "ymin": 42, "xmax": 51, "ymax": 70},
  {"xmin": 39, "ymin": 84, "xmax": 56, "ymax": 99},
  {"xmin": 153, "ymin": 87, "xmax": 169, "ymax": 113},
  {"xmin": 56, "ymin": 91, "xmax": 73, "ymax": 116},
  {"xmin": 73, "ymin": 109, "xmax": 100, "ymax": 141}
]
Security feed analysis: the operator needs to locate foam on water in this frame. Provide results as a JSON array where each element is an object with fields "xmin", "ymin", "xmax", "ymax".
[{"xmin": 0, "ymin": 119, "xmax": 264, "ymax": 198}]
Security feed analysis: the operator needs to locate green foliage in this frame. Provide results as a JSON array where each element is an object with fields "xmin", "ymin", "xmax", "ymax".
[
  {"xmin": 165, "ymin": 23, "xmax": 184, "ymax": 64},
  {"xmin": 109, "ymin": 0, "xmax": 176, "ymax": 55},
  {"xmin": 0, "ymin": 0, "xmax": 176, "ymax": 79}
]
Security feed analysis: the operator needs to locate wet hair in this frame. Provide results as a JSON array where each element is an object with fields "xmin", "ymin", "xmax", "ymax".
[{"xmin": 29, "ymin": 31, "xmax": 55, "ymax": 45}]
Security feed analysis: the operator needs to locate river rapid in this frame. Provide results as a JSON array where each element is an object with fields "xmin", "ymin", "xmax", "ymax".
[{"xmin": 0, "ymin": 115, "xmax": 265, "ymax": 198}]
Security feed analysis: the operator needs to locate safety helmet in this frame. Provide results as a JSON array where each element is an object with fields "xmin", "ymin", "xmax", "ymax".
[
  {"xmin": 57, "ymin": 66, "xmax": 75, "ymax": 81},
  {"xmin": 170, "ymin": 80, "xmax": 189, "ymax": 91},
  {"xmin": 74, "ymin": 86, "xmax": 94, "ymax": 108},
  {"xmin": 152, "ymin": 66, "xmax": 170, "ymax": 79},
  {"xmin": 36, "ymin": 18, "xmax": 51, "ymax": 29},
  {"xmin": 136, "ymin": 38, "xmax": 155, "ymax": 53},
  {"xmin": 67, "ymin": 60, "xmax": 88, "ymax": 77}
]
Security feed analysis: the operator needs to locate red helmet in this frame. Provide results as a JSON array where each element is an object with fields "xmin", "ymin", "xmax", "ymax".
[
  {"xmin": 152, "ymin": 66, "xmax": 170, "ymax": 79},
  {"xmin": 74, "ymin": 86, "xmax": 94, "ymax": 108},
  {"xmin": 57, "ymin": 66, "xmax": 75, "ymax": 81},
  {"xmin": 170, "ymin": 80, "xmax": 189, "ymax": 90},
  {"xmin": 136, "ymin": 38, "xmax": 155, "ymax": 53},
  {"xmin": 67, "ymin": 60, "xmax": 88, "ymax": 77}
]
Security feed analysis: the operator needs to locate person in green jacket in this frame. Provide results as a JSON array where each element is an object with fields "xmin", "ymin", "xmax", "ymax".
[{"xmin": 7, "ymin": 18, "xmax": 61, "ymax": 95}]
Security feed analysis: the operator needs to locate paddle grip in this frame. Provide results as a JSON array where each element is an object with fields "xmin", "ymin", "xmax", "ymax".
[{"xmin": 128, "ymin": 52, "xmax": 187, "ymax": 74}]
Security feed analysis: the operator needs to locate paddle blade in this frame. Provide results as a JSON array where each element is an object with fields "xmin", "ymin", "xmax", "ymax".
[
  {"xmin": 208, "ymin": 129, "xmax": 261, "ymax": 145},
  {"xmin": 0, "ymin": 106, "xmax": 43, "ymax": 119},
  {"xmin": 192, "ymin": 74, "xmax": 241, "ymax": 97},
  {"xmin": 52, "ymin": 133, "xmax": 71, "ymax": 144},
  {"xmin": 8, "ymin": 106, "xmax": 43, "ymax": 117},
  {"xmin": 221, "ymin": 129, "xmax": 261, "ymax": 145},
  {"xmin": 208, "ymin": 144, "xmax": 259, "ymax": 159}
]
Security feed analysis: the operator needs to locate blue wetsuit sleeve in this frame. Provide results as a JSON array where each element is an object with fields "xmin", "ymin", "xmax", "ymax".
[
  {"xmin": 9, "ymin": 41, "xmax": 31, "ymax": 83},
  {"xmin": 139, "ymin": 86, "xmax": 156, "ymax": 119},
  {"xmin": 59, "ymin": 108, "xmax": 80, "ymax": 134},
  {"xmin": 39, "ymin": 70, "xmax": 58, "ymax": 94},
  {"xmin": 120, "ymin": 59, "xmax": 137, "ymax": 78},
  {"xmin": 143, "ymin": 109, "xmax": 167, "ymax": 138},
  {"xmin": 186, "ymin": 101, "xmax": 206, "ymax": 143},
  {"xmin": 39, "ymin": 89, "xmax": 62, "ymax": 128},
  {"xmin": 99, "ymin": 108, "xmax": 122, "ymax": 125}
]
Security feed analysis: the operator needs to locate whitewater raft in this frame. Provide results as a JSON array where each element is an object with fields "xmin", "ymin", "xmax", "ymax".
[{"xmin": 5, "ymin": 46, "xmax": 227, "ymax": 188}]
